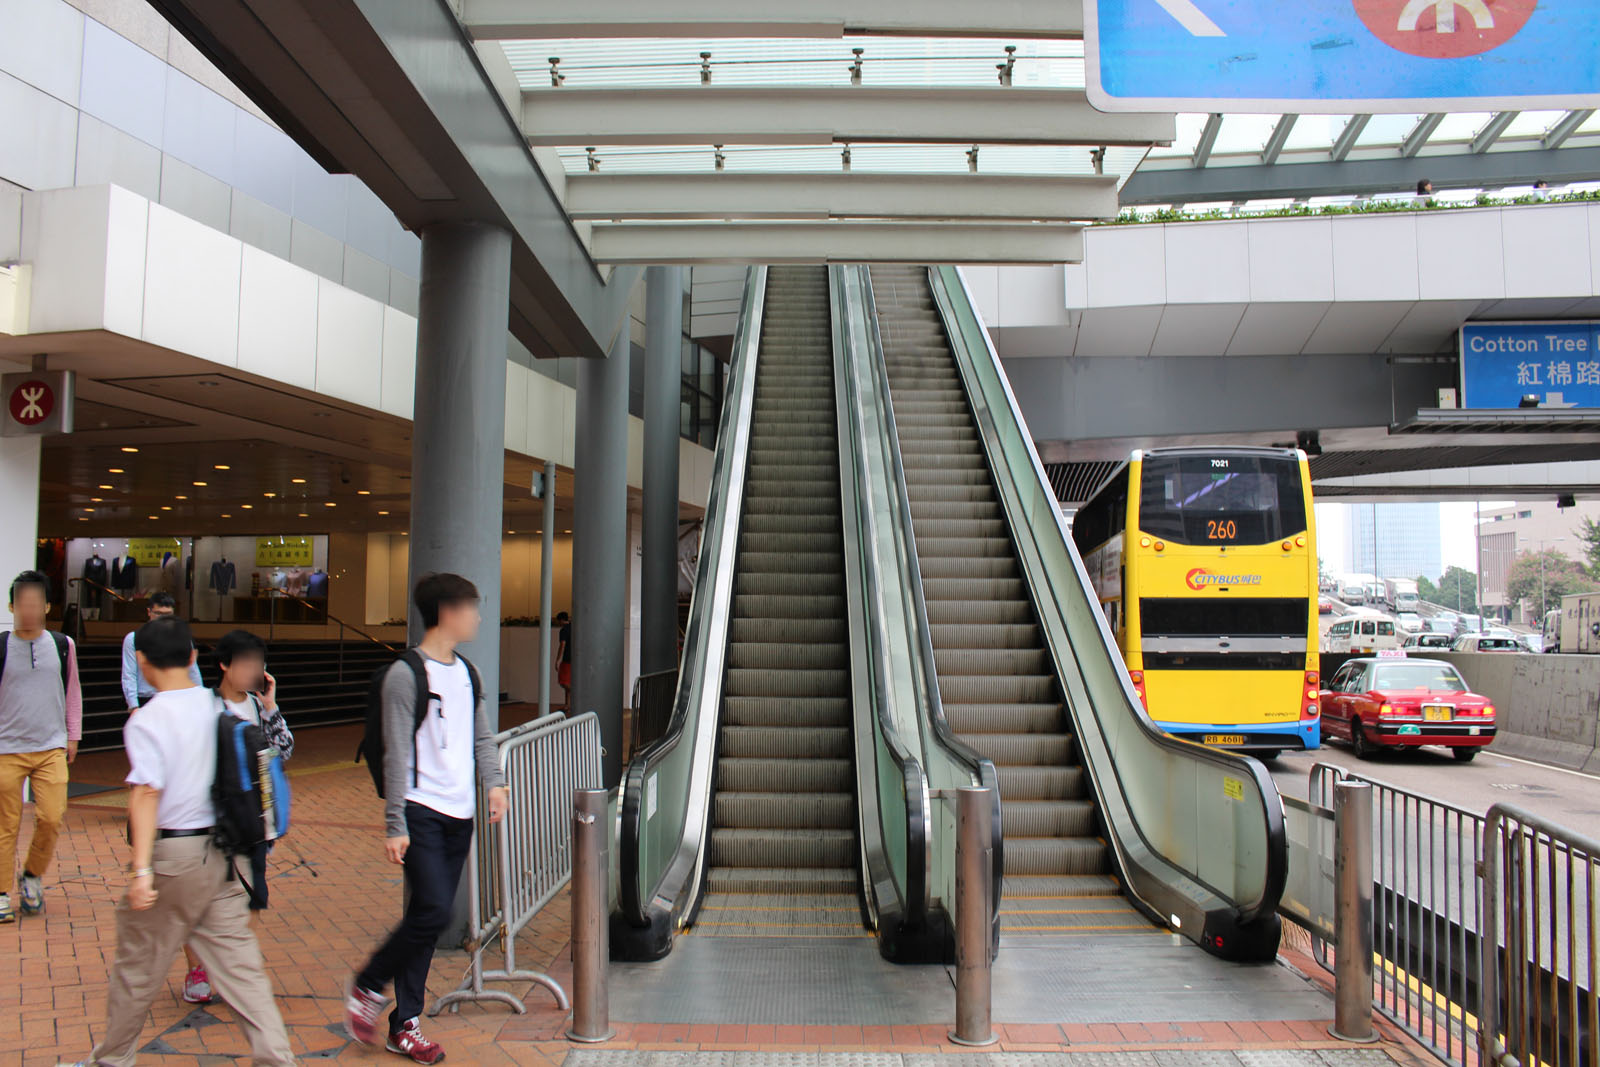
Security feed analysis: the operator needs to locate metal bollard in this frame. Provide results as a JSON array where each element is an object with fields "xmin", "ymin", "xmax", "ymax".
[
  {"xmin": 1330, "ymin": 780, "xmax": 1377, "ymax": 1043},
  {"xmin": 567, "ymin": 788, "xmax": 615, "ymax": 1043},
  {"xmin": 949, "ymin": 786, "xmax": 997, "ymax": 1046}
]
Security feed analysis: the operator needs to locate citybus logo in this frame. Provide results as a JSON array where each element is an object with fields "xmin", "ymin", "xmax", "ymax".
[{"xmin": 1186, "ymin": 568, "xmax": 1263, "ymax": 591}]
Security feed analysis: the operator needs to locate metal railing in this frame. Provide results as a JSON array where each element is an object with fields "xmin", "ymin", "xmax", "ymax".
[
  {"xmin": 1303, "ymin": 763, "xmax": 1486, "ymax": 1066},
  {"xmin": 431, "ymin": 711, "xmax": 603, "ymax": 1015},
  {"xmin": 1290, "ymin": 765, "xmax": 1600, "ymax": 1067},
  {"xmin": 1483, "ymin": 805, "xmax": 1599, "ymax": 1067},
  {"xmin": 267, "ymin": 589, "xmax": 397, "ymax": 680}
]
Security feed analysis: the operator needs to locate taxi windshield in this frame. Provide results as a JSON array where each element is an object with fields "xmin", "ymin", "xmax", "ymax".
[{"xmin": 1371, "ymin": 663, "xmax": 1467, "ymax": 691}]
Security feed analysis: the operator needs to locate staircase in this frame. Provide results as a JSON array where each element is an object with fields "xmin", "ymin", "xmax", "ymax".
[
  {"xmin": 870, "ymin": 265, "xmax": 1145, "ymax": 937},
  {"xmin": 77, "ymin": 637, "xmax": 396, "ymax": 751},
  {"xmin": 698, "ymin": 265, "xmax": 863, "ymax": 939}
]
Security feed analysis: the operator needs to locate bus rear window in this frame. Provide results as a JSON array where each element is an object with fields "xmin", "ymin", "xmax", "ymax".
[{"xmin": 1138, "ymin": 454, "xmax": 1307, "ymax": 546}]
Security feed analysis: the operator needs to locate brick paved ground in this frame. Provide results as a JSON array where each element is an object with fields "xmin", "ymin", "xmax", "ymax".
[{"xmin": 2, "ymin": 722, "xmax": 1436, "ymax": 1066}]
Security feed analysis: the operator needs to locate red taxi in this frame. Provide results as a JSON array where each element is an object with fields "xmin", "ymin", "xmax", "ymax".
[{"xmin": 1320, "ymin": 655, "xmax": 1495, "ymax": 762}]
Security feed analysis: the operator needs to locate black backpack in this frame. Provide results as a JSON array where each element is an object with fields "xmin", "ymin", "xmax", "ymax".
[
  {"xmin": 213, "ymin": 706, "xmax": 291, "ymax": 908},
  {"xmin": 357, "ymin": 650, "xmax": 482, "ymax": 797},
  {"xmin": 0, "ymin": 631, "xmax": 71, "ymax": 693}
]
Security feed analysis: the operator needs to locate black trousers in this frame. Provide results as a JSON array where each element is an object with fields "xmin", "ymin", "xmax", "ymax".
[{"xmin": 356, "ymin": 801, "xmax": 474, "ymax": 1029}]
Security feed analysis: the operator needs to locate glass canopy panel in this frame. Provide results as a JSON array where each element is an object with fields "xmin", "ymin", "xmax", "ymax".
[
  {"xmin": 1146, "ymin": 114, "xmax": 1211, "ymax": 158},
  {"xmin": 1282, "ymin": 114, "xmax": 1352, "ymax": 152},
  {"xmin": 1354, "ymin": 113, "xmax": 1426, "ymax": 148},
  {"xmin": 1212, "ymin": 114, "xmax": 1279, "ymax": 155},
  {"xmin": 505, "ymin": 37, "xmax": 1086, "ymax": 91},
  {"xmin": 1427, "ymin": 112, "xmax": 1492, "ymax": 144},
  {"xmin": 1501, "ymin": 110, "xmax": 1569, "ymax": 140}
]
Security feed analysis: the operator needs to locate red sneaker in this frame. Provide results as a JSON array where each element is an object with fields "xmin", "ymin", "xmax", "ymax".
[
  {"xmin": 343, "ymin": 978, "xmax": 388, "ymax": 1046},
  {"xmin": 386, "ymin": 1017, "xmax": 445, "ymax": 1063}
]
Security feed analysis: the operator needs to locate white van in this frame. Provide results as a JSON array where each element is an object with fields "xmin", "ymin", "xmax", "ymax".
[{"xmin": 1324, "ymin": 614, "xmax": 1401, "ymax": 654}]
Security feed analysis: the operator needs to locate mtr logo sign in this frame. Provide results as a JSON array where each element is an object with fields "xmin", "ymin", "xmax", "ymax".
[
  {"xmin": 1186, "ymin": 568, "xmax": 1264, "ymax": 592},
  {"xmin": 1353, "ymin": 0, "xmax": 1537, "ymax": 58}
]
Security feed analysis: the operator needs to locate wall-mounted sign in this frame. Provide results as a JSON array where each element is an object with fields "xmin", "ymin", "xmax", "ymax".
[
  {"xmin": 255, "ymin": 536, "xmax": 314, "ymax": 567},
  {"xmin": 1459, "ymin": 321, "xmax": 1600, "ymax": 409},
  {"xmin": 2, "ymin": 370, "xmax": 74, "ymax": 437}
]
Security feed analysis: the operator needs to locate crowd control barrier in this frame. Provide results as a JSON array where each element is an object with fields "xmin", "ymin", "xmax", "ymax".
[{"xmin": 431, "ymin": 712, "xmax": 603, "ymax": 1015}]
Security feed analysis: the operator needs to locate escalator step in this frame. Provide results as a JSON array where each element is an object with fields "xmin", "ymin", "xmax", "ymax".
[
  {"xmin": 714, "ymin": 791, "xmax": 855, "ymax": 829},
  {"xmin": 732, "ymin": 593, "xmax": 846, "ymax": 619},
  {"xmin": 1004, "ymin": 799, "xmax": 1098, "ymax": 838},
  {"xmin": 961, "ymin": 731, "xmax": 1076, "ymax": 766},
  {"xmin": 729, "ymin": 616, "xmax": 846, "ymax": 643},
  {"xmin": 919, "ymin": 556, "xmax": 1018, "ymax": 580},
  {"xmin": 933, "ymin": 647, "xmax": 1051, "ymax": 676},
  {"xmin": 723, "ymin": 696, "xmax": 852, "ymax": 727},
  {"xmin": 945, "ymin": 702, "xmax": 1065, "ymax": 734},
  {"xmin": 720, "ymin": 724, "xmax": 853, "ymax": 759},
  {"xmin": 726, "ymin": 641, "xmax": 848, "ymax": 671},
  {"xmin": 734, "ymin": 572, "xmax": 843, "ymax": 597},
  {"xmin": 706, "ymin": 866, "xmax": 858, "ymax": 896},
  {"xmin": 924, "ymin": 597, "xmax": 1035, "ymax": 625},
  {"xmin": 929, "ymin": 623, "xmax": 1042, "ymax": 649},
  {"xmin": 710, "ymin": 827, "xmax": 856, "ymax": 869},
  {"xmin": 939, "ymin": 673, "xmax": 1057, "ymax": 704},
  {"xmin": 995, "ymin": 764, "xmax": 1087, "ymax": 800},
  {"xmin": 1005, "ymin": 837, "xmax": 1110, "ymax": 877},
  {"xmin": 716, "ymin": 757, "xmax": 853, "ymax": 794},
  {"xmin": 723, "ymin": 667, "xmax": 849, "ymax": 698}
]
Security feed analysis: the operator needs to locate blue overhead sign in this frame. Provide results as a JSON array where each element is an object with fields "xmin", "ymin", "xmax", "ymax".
[
  {"xmin": 1086, "ymin": 1, "xmax": 1600, "ymax": 113},
  {"xmin": 1459, "ymin": 322, "xmax": 1600, "ymax": 410}
]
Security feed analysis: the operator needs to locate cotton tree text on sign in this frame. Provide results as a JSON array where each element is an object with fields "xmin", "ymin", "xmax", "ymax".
[{"xmin": 1088, "ymin": 0, "xmax": 1600, "ymax": 113}]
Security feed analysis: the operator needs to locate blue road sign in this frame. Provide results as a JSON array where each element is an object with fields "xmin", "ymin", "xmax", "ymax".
[
  {"xmin": 1086, "ymin": 1, "xmax": 1600, "ymax": 113},
  {"xmin": 1459, "ymin": 322, "xmax": 1600, "ymax": 409}
]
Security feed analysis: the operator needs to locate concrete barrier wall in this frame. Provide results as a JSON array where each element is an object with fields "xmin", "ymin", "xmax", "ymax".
[{"xmin": 1432, "ymin": 653, "xmax": 1600, "ymax": 772}]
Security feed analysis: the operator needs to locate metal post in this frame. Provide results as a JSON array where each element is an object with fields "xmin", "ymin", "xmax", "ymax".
[
  {"xmin": 539, "ymin": 461, "xmax": 555, "ymax": 717},
  {"xmin": 950, "ymin": 786, "xmax": 996, "ymax": 1046},
  {"xmin": 1331, "ymin": 780, "xmax": 1378, "ymax": 1042},
  {"xmin": 567, "ymin": 787, "xmax": 614, "ymax": 1043}
]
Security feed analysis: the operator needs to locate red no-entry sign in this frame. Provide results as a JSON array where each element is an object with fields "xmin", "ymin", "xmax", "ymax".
[{"xmin": 1352, "ymin": 0, "xmax": 1538, "ymax": 59}]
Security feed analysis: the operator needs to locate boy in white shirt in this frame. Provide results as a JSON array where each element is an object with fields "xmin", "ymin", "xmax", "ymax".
[
  {"xmin": 72, "ymin": 616, "xmax": 293, "ymax": 1067},
  {"xmin": 345, "ymin": 573, "xmax": 508, "ymax": 1063}
]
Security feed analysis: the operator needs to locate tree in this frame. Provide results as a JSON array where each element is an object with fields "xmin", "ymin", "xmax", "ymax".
[
  {"xmin": 1506, "ymin": 548, "xmax": 1600, "ymax": 616},
  {"xmin": 1434, "ymin": 566, "xmax": 1478, "ymax": 612},
  {"xmin": 1417, "ymin": 574, "xmax": 1439, "ymax": 603},
  {"xmin": 1578, "ymin": 516, "xmax": 1600, "ymax": 577}
]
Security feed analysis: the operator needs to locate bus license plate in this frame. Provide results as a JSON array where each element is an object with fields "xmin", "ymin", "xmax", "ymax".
[
  {"xmin": 1204, "ymin": 734, "xmax": 1246, "ymax": 746},
  {"xmin": 1423, "ymin": 706, "xmax": 1451, "ymax": 721}
]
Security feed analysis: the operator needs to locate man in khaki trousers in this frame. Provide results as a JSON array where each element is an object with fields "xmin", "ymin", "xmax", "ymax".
[{"xmin": 70, "ymin": 617, "xmax": 293, "ymax": 1067}]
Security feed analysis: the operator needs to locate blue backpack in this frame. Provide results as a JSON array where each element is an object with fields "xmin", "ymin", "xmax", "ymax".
[{"xmin": 213, "ymin": 709, "xmax": 291, "ymax": 907}]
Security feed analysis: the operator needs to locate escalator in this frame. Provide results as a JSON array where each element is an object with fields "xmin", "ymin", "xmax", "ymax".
[
  {"xmin": 866, "ymin": 265, "xmax": 1288, "ymax": 961},
  {"xmin": 869, "ymin": 265, "xmax": 1139, "ymax": 935},
  {"xmin": 614, "ymin": 265, "xmax": 943, "ymax": 962},
  {"xmin": 701, "ymin": 265, "xmax": 860, "ymax": 937}
]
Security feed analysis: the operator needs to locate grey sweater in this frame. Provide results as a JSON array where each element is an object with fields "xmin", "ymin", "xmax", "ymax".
[{"xmin": 381, "ymin": 657, "xmax": 506, "ymax": 838}]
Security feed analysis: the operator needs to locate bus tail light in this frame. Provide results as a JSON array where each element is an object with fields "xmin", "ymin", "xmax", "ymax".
[
  {"xmin": 1153, "ymin": 541, "xmax": 1165, "ymax": 552},
  {"xmin": 1128, "ymin": 670, "xmax": 1148, "ymax": 707},
  {"xmin": 1282, "ymin": 540, "xmax": 1292, "ymax": 551},
  {"xmin": 1302, "ymin": 672, "xmax": 1320, "ymax": 719},
  {"xmin": 1294, "ymin": 535, "xmax": 1306, "ymax": 547}
]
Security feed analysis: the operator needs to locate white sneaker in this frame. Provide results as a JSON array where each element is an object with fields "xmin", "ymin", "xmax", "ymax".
[
  {"xmin": 0, "ymin": 893, "xmax": 15, "ymax": 923},
  {"xmin": 19, "ymin": 873, "xmax": 43, "ymax": 915}
]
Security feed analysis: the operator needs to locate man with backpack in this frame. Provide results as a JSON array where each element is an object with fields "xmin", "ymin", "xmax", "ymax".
[
  {"xmin": 72, "ymin": 615, "xmax": 294, "ymax": 1066},
  {"xmin": 0, "ymin": 569, "xmax": 82, "ymax": 923},
  {"xmin": 346, "ymin": 572, "xmax": 508, "ymax": 1064}
]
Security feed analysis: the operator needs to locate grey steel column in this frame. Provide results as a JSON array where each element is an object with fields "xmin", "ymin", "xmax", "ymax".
[
  {"xmin": 567, "ymin": 787, "xmax": 614, "ymax": 1042},
  {"xmin": 407, "ymin": 220, "xmax": 512, "ymax": 945},
  {"xmin": 642, "ymin": 265, "xmax": 683, "ymax": 676},
  {"xmin": 573, "ymin": 317, "xmax": 632, "ymax": 787},
  {"xmin": 1330, "ymin": 780, "xmax": 1377, "ymax": 1042},
  {"xmin": 539, "ymin": 460, "xmax": 556, "ymax": 717},
  {"xmin": 950, "ymin": 786, "xmax": 997, "ymax": 1046}
]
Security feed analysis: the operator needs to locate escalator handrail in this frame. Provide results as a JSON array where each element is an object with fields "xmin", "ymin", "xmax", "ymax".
[
  {"xmin": 831, "ymin": 264, "xmax": 931, "ymax": 930},
  {"xmin": 926, "ymin": 264, "xmax": 1288, "ymax": 929},
  {"xmin": 856, "ymin": 266, "xmax": 1004, "ymax": 939},
  {"xmin": 618, "ymin": 265, "xmax": 768, "ymax": 928}
]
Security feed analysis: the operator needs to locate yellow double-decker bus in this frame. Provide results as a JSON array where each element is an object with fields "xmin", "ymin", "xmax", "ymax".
[{"xmin": 1071, "ymin": 447, "xmax": 1321, "ymax": 756}]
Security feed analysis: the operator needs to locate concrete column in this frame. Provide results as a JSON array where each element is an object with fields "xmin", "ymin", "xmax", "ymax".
[
  {"xmin": 642, "ymin": 266, "xmax": 683, "ymax": 677},
  {"xmin": 0, "ymin": 435, "xmax": 41, "ymax": 627},
  {"xmin": 573, "ymin": 318, "xmax": 632, "ymax": 788},
  {"xmin": 407, "ymin": 221, "xmax": 512, "ymax": 721}
]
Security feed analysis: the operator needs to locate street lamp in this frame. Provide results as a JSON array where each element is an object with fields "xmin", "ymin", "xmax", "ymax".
[{"xmin": 1519, "ymin": 536, "xmax": 1567, "ymax": 622}]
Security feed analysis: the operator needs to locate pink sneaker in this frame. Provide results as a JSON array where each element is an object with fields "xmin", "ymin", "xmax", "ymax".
[
  {"xmin": 343, "ymin": 978, "xmax": 388, "ymax": 1046},
  {"xmin": 386, "ymin": 1017, "xmax": 445, "ymax": 1063},
  {"xmin": 182, "ymin": 966, "xmax": 215, "ymax": 1005}
]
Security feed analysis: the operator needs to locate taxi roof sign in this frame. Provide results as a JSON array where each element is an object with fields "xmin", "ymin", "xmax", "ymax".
[{"xmin": 1086, "ymin": 0, "xmax": 1600, "ymax": 114}]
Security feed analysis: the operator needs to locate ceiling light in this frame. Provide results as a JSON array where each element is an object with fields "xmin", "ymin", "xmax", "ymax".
[
  {"xmin": 90, "ymin": 497, "xmax": 102, "ymax": 503},
  {"xmin": 221, "ymin": 513, "xmax": 231, "ymax": 518},
  {"xmin": 357, "ymin": 490, "xmax": 371, "ymax": 496},
  {"xmin": 83, "ymin": 508, "xmax": 95, "ymax": 513},
  {"xmin": 325, "ymin": 502, "xmax": 337, "ymax": 507},
  {"xmin": 77, "ymin": 517, "xmax": 87, "ymax": 522},
  {"xmin": 148, "ymin": 515, "xmax": 158, "ymax": 520},
  {"xmin": 214, "ymin": 464, "xmax": 230, "ymax": 470},
  {"xmin": 297, "ymin": 512, "xmax": 308, "ymax": 518},
  {"xmin": 98, "ymin": 484, "xmax": 113, "ymax": 490},
  {"xmin": 291, "ymin": 478, "xmax": 306, "ymax": 484},
  {"xmin": 241, "ymin": 504, "xmax": 253, "ymax": 509},
  {"xmin": 160, "ymin": 506, "xmax": 172, "ymax": 511},
  {"xmin": 378, "ymin": 510, "xmax": 389, "ymax": 516},
  {"xmin": 175, "ymin": 494, "xmax": 188, "ymax": 501},
  {"xmin": 264, "ymin": 492, "xmax": 276, "ymax": 498},
  {"xmin": 108, "ymin": 468, "xmax": 124, "ymax": 474},
  {"xmin": 563, "ymin": 529, "xmax": 571, "ymax": 534},
  {"xmin": 120, "ymin": 446, "xmax": 139, "ymax": 453}
]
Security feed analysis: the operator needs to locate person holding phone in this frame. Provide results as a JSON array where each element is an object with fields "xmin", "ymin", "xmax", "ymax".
[{"xmin": 170, "ymin": 630, "xmax": 294, "ymax": 1005}]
